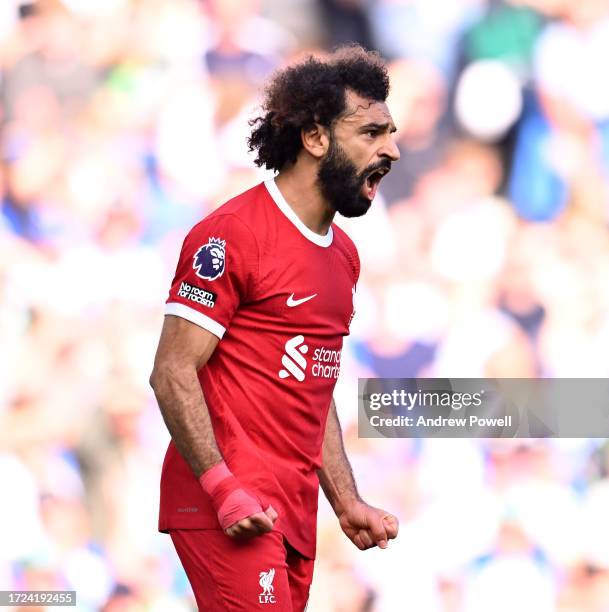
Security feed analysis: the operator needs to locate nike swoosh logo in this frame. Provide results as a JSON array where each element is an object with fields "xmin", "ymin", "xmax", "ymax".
[{"xmin": 286, "ymin": 293, "xmax": 317, "ymax": 307}]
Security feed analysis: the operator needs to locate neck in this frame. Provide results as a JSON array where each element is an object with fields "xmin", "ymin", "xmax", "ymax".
[{"xmin": 274, "ymin": 162, "xmax": 335, "ymax": 235}]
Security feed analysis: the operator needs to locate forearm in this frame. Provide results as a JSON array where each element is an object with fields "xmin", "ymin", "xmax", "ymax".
[
  {"xmin": 151, "ymin": 364, "xmax": 222, "ymax": 478},
  {"xmin": 317, "ymin": 398, "xmax": 361, "ymax": 515}
]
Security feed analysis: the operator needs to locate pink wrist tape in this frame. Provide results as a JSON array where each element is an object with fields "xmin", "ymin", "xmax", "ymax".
[{"xmin": 199, "ymin": 461, "xmax": 263, "ymax": 530}]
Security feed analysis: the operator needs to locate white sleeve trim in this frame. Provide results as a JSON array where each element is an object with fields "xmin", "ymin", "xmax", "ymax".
[{"xmin": 165, "ymin": 302, "xmax": 226, "ymax": 339}]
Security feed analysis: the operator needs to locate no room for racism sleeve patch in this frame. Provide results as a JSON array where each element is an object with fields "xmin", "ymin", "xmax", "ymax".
[{"xmin": 177, "ymin": 281, "xmax": 217, "ymax": 308}]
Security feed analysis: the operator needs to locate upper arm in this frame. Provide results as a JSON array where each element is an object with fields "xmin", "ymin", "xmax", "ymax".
[
  {"xmin": 153, "ymin": 212, "xmax": 259, "ymax": 377},
  {"xmin": 153, "ymin": 314, "xmax": 220, "ymax": 376}
]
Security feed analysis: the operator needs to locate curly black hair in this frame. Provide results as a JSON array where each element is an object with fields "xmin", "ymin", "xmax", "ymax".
[{"xmin": 248, "ymin": 45, "xmax": 390, "ymax": 172}]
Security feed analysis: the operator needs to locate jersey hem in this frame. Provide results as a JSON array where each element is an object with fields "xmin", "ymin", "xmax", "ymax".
[{"xmin": 165, "ymin": 302, "xmax": 226, "ymax": 338}]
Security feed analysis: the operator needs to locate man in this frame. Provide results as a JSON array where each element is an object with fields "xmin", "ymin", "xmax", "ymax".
[{"xmin": 150, "ymin": 44, "xmax": 400, "ymax": 611}]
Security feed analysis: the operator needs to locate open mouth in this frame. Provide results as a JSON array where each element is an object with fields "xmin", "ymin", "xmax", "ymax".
[{"xmin": 363, "ymin": 166, "xmax": 390, "ymax": 201}]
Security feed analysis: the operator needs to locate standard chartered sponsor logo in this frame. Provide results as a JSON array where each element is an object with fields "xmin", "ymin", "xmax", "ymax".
[
  {"xmin": 278, "ymin": 335, "xmax": 341, "ymax": 382},
  {"xmin": 311, "ymin": 347, "xmax": 341, "ymax": 379},
  {"xmin": 278, "ymin": 335, "xmax": 308, "ymax": 381}
]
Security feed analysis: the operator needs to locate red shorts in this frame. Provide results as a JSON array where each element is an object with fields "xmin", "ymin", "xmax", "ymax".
[{"xmin": 169, "ymin": 529, "xmax": 314, "ymax": 611}]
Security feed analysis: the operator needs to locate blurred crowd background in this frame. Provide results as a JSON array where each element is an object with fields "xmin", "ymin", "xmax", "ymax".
[{"xmin": 2, "ymin": 0, "xmax": 609, "ymax": 610}]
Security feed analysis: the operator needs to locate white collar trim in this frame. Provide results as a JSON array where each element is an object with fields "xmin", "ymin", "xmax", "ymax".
[{"xmin": 264, "ymin": 179, "xmax": 333, "ymax": 248}]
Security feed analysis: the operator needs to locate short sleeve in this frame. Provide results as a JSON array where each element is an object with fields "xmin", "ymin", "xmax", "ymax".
[{"xmin": 165, "ymin": 214, "xmax": 259, "ymax": 338}]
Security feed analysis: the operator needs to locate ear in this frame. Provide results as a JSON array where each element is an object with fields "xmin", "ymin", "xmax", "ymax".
[{"xmin": 301, "ymin": 123, "xmax": 330, "ymax": 159}]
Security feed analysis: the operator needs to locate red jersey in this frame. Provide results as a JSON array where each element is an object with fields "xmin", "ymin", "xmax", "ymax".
[{"xmin": 158, "ymin": 180, "xmax": 359, "ymax": 559}]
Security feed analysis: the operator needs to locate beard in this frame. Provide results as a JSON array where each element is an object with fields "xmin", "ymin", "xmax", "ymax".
[{"xmin": 316, "ymin": 136, "xmax": 391, "ymax": 218}]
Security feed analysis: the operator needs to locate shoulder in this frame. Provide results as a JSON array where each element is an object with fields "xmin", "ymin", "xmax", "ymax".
[
  {"xmin": 187, "ymin": 183, "xmax": 267, "ymax": 246},
  {"xmin": 178, "ymin": 186, "xmax": 266, "ymax": 282},
  {"xmin": 209, "ymin": 182, "xmax": 268, "ymax": 221}
]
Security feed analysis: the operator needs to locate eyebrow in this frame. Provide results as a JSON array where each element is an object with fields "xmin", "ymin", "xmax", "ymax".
[{"xmin": 360, "ymin": 122, "xmax": 397, "ymax": 134}]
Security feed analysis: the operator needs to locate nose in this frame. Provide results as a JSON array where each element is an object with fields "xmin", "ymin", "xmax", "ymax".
[{"xmin": 379, "ymin": 134, "xmax": 400, "ymax": 162}]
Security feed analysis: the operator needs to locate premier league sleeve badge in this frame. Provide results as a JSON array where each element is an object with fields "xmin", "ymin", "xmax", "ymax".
[{"xmin": 193, "ymin": 237, "xmax": 226, "ymax": 281}]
